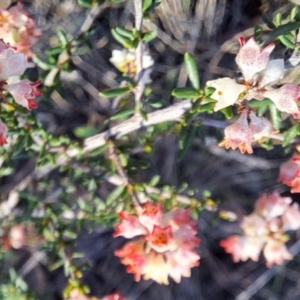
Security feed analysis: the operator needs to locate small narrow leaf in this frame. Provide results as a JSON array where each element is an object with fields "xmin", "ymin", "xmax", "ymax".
[
  {"xmin": 269, "ymin": 103, "xmax": 281, "ymax": 130},
  {"xmin": 99, "ymin": 86, "xmax": 132, "ymax": 98},
  {"xmin": 115, "ymin": 27, "xmax": 133, "ymax": 39},
  {"xmin": 282, "ymin": 124, "xmax": 299, "ymax": 147},
  {"xmin": 172, "ymin": 87, "xmax": 200, "ymax": 99},
  {"xmin": 278, "ymin": 35, "xmax": 295, "ymax": 49},
  {"xmin": 110, "ymin": 108, "xmax": 135, "ymax": 120},
  {"xmin": 57, "ymin": 29, "xmax": 68, "ymax": 47},
  {"xmin": 111, "ymin": 28, "xmax": 134, "ymax": 48},
  {"xmin": 248, "ymin": 98, "xmax": 273, "ymax": 108},
  {"xmin": 106, "ymin": 185, "xmax": 126, "ymax": 205},
  {"xmin": 143, "ymin": 0, "xmax": 152, "ymax": 11},
  {"xmin": 77, "ymin": 0, "xmax": 93, "ymax": 8},
  {"xmin": 184, "ymin": 53, "xmax": 200, "ymax": 89},
  {"xmin": 142, "ymin": 30, "xmax": 157, "ymax": 43},
  {"xmin": 220, "ymin": 106, "xmax": 233, "ymax": 119},
  {"xmin": 74, "ymin": 126, "xmax": 98, "ymax": 138}
]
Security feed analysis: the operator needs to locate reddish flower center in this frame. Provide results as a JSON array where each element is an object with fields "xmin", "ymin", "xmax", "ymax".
[{"xmin": 27, "ymin": 98, "xmax": 37, "ymax": 109}]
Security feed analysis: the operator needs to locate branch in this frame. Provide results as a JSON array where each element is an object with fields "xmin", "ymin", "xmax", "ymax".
[
  {"xmin": 108, "ymin": 144, "xmax": 142, "ymax": 207},
  {"xmin": 0, "ymin": 99, "xmax": 193, "ymax": 197},
  {"xmin": 105, "ymin": 174, "xmax": 192, "ymax": 205},
  {"xmin": 133, "ymin": 0, "xmax": 145, "ymax": 114}
]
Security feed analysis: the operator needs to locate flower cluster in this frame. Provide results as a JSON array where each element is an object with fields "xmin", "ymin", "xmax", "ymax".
[
  {"xmin": 219, "ymin": 110, "xmax": 274, "ymax": 154},
  {"xmin": 114, "ymin": 202, "xmax": 200, "ymax": 285},
  {"xmin": 207, "ymin": 37, "xmax": 300, "ymax": 153},
  {"xmin": 110, "ymin": 48, "xmax": 154, "ymax": 84},
  {"xmin": 278, "ymin": 153, "xmax": 300, "ymax": 193},
  {"xmin": 0, "ymin": 39, "xmax": 41, "ymax": 145},
  {"xmin": 220, "ymin": 192, "xmax": 300, "ymax": 267},
  {"xmin": 0, "ymin": 2, "xmax": 42, "ymax": 57}
]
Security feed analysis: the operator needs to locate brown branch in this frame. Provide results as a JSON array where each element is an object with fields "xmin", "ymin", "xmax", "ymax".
[{"xmin": 107, "ymin": 144, "xmax": 141, "ymax": 207}]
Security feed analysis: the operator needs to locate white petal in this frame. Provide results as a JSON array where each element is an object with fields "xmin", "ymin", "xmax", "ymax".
[
  {"xmin": 206, "ymin": 77, "xmax": 246, "ymax": 111},
  {"xmin": 259, "ymin": 59, "xmax": 284, "ymax": 87}
]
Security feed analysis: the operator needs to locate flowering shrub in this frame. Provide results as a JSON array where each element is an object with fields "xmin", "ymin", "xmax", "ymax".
[
  {"xmin": 114, "ymin": 202, "xmax": 200, "ymax": 284},
  {"xmin": 220, "ymin": 192, "xmax": 300, "ymax": 267},
  {"xmin": 3, "ymin": 1, "xmax": 300, "ymax": 299}
]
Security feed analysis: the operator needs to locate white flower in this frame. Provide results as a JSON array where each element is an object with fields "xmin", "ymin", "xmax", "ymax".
[{"xmin": 110, "ymin": 48, "xmax": 154, "ymax": 84}]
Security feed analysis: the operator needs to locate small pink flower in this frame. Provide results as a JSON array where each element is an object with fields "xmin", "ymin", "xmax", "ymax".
[
  {"xmin": 0, "ymin": 40, "xmax": 34, "ymax": 80},
  {"xmin": 5, "ymin": 79, "xmax": 41, "ymax": 110},
  {"xmin": 235, "ymin": 37, "xmax": 275, "ymax": 83},
  {"xmin": 113, "ymin": 212, "xmax": 147, "ymax": 238},
  {"xmin": 278, "ymin": 158, "xmax": 299, "ymax": 185},
  {"xmin": 0, "ymin": 119, "xmax": 7, "ymax": 145},
  {"xmin": 9, "ymin": 224, "xmax": 26, "ymax": 249},
  {"xmin": 219, "ymin": 112, "xmax": 253, "ymax": 154},
  {"xmin": 282, "ymin": 203, "xmax": 300, "ymax": 231},
  {"xmin": 263, "ymin": 239, "xmax": 292, "ymax": 267},
  {"xmin": 264, "ymin": 84, "xmax": 300, "ymax": 118},
  {"xmin": 249, "ymin": 111, "xmax": 274, "ymax": 142},
  {"xmin": 255, "ymin": 192, "xmax": 291, "ymax": 220}
]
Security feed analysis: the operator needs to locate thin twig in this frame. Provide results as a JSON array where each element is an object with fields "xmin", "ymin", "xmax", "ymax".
[
  {"xmin": 107, "ymin": 144, "xmax": 141, "ymax": 207},
  {"xmin": 133, "ymin": 0, "xmax": 145, "ymax": 115},
  {"xmin": 105, "ymin": 174, "xmax": 192, "ymax": 205}
]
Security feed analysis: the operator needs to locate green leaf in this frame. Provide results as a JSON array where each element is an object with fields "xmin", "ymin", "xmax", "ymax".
[
  {"xmin": 269, "ymin": 103, "xmax": 281, "ymax": 130},
  {"xmin": 57, "ymin": 29, "xmax": 69, "ymax": 47},
  {"xmin": 290, "ymin": 7, "xmax": 299, "ymax": 21},
  {"xmin": 142, "ymin": 30, "xmax": 157, "ymax": 43},
  {"xmin": 109, "ymin": 0, "xmax": 125, "ymax": 3},
  {"xmin": 184, "ymin": 53, "xmax": 200, "ymax": 89},
  {"xmin": 282, "ymin": 124, "xmax": 299, "ymax": 147},
  {"xmin": 248, "ymin": 98, "xmax": 273, "ymax": 108},
  {"xmin": 278, "ymin": 34, "xmax": 295, "ymax": 49},
  {"xmin": 204, "ymin": 86, "xmax": 215, "ymax": 97},
  {"xmin": 220, "ymin": 106, "xmax": 233, "ymax": 119},
  {"xmin": 274, "ymin": 12, "xmax": 282, "ymax": 26},
  {"xmin": 172, "ymin": 87, "xmax": 200, "ymax": 99},
  {"xmin": 267, "ymin": 22, "xmax": 300, "ymax": 41},
  {"xmin": 111, "ymin": 28, "xmax": 134, "ymax": 48},
  {"xmin": 115, "ymin": 27, "xmax": 133, "ymax": 39},
  {"xmin": 149, "ymin": 175, "xmax": 160, "ymax": 186},
  {"xmin": 147, "ymin": 98, "xmax": 163, "ymax": 108},
  {"xmin": 32, "ymin": 55, "xmax": 56, "ymax": 70},
  {"xmin": 110, "ymin": 108, "xmax": 135, "ymax": 120},
  {"xmin": 74, "ymin": 126, "xmax": 98, "ymax": 138},
  {"xmin": 143, "ymin": 0, "xmax": 152, "ymax": 11},
  {"xmin": 178, "ymin": 125, "xmax": 197, "ymax": 161},
  {"xmin": 77, "ymin": 0, "xmax": 93, "ymax": 8},
  {"xmin": 262, "ymin": 13, "xmax": 276, "ymax": 29},
  {"xmin": 99, "ymin": 86, "xmax": 132, "ymax": 98},
  {"xmin": 197, "ymin": 103, "xmax": 215, "ymax": 113},
  {"xmin": 106, "ymin": 185, "xmax": 126, "ymax": 205}
]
